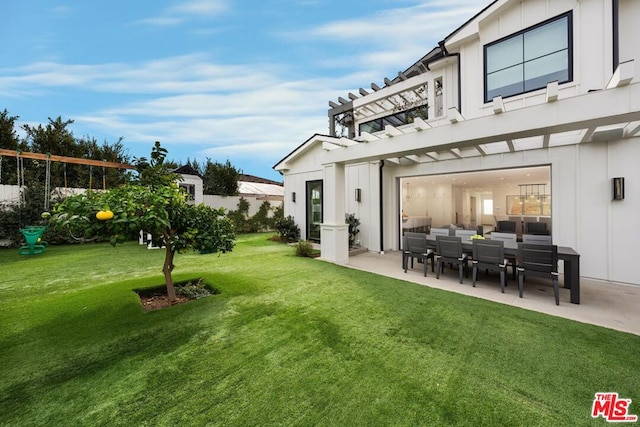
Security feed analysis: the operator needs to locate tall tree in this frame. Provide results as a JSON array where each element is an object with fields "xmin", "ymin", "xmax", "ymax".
[
  {"xmin": 202, "ymin": 159, "xmax": 240, "ymax": 195},
  {"xmin": 0, "ymin": 109, "xmax": 21, "ymax": 184}
]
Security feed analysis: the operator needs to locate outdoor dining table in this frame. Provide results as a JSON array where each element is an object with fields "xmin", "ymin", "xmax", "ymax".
[{"xmin": 424, "ymin": 234, "xmax": 581, "ymax": 304}]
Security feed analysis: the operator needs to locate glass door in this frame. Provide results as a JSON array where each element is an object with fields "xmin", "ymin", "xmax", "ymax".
[{"xmin": 306, "ymin": 180, "xmax": 323, "ymax": 242}]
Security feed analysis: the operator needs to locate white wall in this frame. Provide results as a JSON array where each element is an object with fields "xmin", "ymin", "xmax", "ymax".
[
  {"xmin": 0, "ymin": 184, "xmax": 20, "ymax": 206},
  {"xmin": 0, "ymin": 185, "xmax": 87, "ymax": 208},
  {"xmin": 203, "ymin": 195, "xmax": 282, "ymax": 217},
  {"xmin": 180, "ymin": 174, "xmax": 203, "ymax": 205},
  {"xmin": 450, "ymin": 0, "xmax": 622, "ymax": 119}
]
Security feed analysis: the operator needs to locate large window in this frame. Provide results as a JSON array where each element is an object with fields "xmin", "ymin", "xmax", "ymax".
[{"xmin": 484, "ymin": 12, "xmax": 572, "ymax": 102}]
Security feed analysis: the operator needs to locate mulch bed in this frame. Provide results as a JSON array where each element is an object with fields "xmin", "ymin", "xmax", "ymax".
[
  {"xmin": 138, "ymin": 290, "xmax": 193, "ymax": 312},
  {"xmin": 135, "ymin": 278, "xmax": 217, "ymax": 312}
]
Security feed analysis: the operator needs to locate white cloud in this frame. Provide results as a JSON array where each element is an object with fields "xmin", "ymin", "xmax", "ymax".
[
  {"xmin": 169, "ymin": 0, "xmax": 229, "ymax": 16},
  {"xmin": 0, "ymin": 55, "xmax": 283, "ymax": 96},
  {"xmin": 136, "ymin": 0, "xmax": 230, "ymax": 26},
  {"xmin": 292, "ymin": 1, "xmax": 489, "ymax": 74},
  {"xmin": 4, "ymin": 1, "xmax": 492, "ymax": 170}
]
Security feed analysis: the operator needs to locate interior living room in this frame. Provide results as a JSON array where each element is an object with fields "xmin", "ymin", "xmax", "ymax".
[{"xmin": 399, "ymin": 165, "xmax": 551, "ymax": 239}]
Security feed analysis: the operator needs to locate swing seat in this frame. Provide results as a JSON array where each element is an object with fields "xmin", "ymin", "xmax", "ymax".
[{"xmin": 19, "ymin": 226, "xmax": 47, "ymax": 255}]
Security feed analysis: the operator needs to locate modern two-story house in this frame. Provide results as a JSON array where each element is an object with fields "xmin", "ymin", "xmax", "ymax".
[{"xmin": 273, "ymin": 0, "xmax": 640, "ymax": 286}]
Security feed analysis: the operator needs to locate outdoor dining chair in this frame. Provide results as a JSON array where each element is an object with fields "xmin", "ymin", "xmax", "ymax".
[
  {"xmin": 402, "ymin": 233, "xmax": 434, "ymax": 276},
  {"xmin": 471, "ymin": 239, "xmax": 507, "ymax": 293},
  {"xmin": 435, "ymin": 235, "xmax": 467, "ymax": 284},
  {"xmin": 517, "ymin": 243, "xmax": 560, "ymax": 305},
  {"xmin": 490, "ymin": 232, "xmax": 518, "ymax": 280}
]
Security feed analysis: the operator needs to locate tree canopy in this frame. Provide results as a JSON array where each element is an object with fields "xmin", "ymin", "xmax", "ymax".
[
  {"xmin": 202, "ymin": 159, "xmax": 240, "ymax": 196},
  {"xmin": 0, "ymin": 111, "xmax": 131, "ymax": 189}
]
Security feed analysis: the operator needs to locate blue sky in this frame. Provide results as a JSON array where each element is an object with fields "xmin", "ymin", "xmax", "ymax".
[{"xmin": 1, "ymin": 0, "xmax": 488, "ymax": 181}]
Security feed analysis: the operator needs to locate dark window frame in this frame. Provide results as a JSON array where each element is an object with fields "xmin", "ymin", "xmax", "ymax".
[{"xmin": 483, "ymin": 11, "xmax": 573, "ymax": 103}]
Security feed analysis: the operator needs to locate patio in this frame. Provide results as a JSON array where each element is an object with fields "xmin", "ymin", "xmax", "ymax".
[{"xmin": 343, "ymin": 250, "xmax": 640, "ymax": 336}]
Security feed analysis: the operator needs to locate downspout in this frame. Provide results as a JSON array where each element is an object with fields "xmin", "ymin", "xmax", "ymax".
[
  {"xmin": 379, "ymin": 160, "xmax": 385, "ymax": 254},
  {"xmin": 612, "ymin": 0, "xmax": 619, "ymax": 73},
  {"xmin": 438, "ymin": 41, "xmax": 462, "ymax": 113}
]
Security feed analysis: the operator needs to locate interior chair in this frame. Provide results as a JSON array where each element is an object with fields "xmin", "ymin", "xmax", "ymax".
[
  {"xmin": 471, "ymin": 239, "xmax": 507, "ymax": 292},
  {"xmin": 430, "ymin": 228, "xmax": 451, "ymax": 237},
  {"xmin": 522, "ymin": 234, "xmax": 552, "ymax": 245},
  {"xmin": 435, "ymin": 235, "xmax": 467, "ymax": 284},
  {"xmin": 490, "ymin": 232, "xmax": 518, "ymax": 280},
  {"xmin": 402, "ymin": 233, "xmax": 434, "ymax": 276},
  {"xmin": 496, "ymin": 220, "xmax": 516, "ymax": 233},
  {"xmin": 517, "ymin": 243, "xmax": 560, "ymax": 305},
  {"xmin": 525, "ymin": 221, "xmax": 548, "ymax": 235}
]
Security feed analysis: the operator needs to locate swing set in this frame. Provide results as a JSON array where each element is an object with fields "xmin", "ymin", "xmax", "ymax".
[{"xmin": 0, "ymin": 148, "xmax": 135, "ymax": 255}]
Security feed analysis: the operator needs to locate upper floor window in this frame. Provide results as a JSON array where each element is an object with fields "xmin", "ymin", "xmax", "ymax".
[
  {"xmin": 484, "ymin": 12, "xmax": 572, "ymax": 103},
  {"xmin": 358, "ymin": 105, "xmax": 428, "ymax": 135}
]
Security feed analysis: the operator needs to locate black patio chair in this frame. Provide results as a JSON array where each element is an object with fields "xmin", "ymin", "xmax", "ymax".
[
  {"xmin": 490, "ymin": 232, "xmax": 518, "ymax": 280},
  {"xmin": 402, "ymin": 233, "xmax": 434, "ymax": 276},
  {"xmin": 472, "ymin": 239, "xmax": 507, "ymax": 293},
  {"xmin": 517, "ymin": 243, "xmax": 560, "ymax": 305},
  {"xmin": 435, "ymin": 235, "xmax": 467, "ymax": 284}
]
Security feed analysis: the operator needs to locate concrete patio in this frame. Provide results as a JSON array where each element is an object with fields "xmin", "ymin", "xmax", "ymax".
[{"xmin": 339, "ymin": 250, "xmax": 640, "ymax": 336}]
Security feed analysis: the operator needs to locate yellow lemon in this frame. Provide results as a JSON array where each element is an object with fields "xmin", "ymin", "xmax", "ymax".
[{"xmin": 96, "ymin": 210, "xmax": 114, "ymax": 220}]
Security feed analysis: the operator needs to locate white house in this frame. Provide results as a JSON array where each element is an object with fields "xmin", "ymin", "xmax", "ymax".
[{"xmin": 274, "ymin": 0, "xmax": 640, "ymax": 286}]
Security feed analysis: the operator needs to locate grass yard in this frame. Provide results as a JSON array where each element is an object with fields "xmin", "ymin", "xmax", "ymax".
[{"xmin": 1, "ymin": 233, "xmax": 638, "ymax": 426}]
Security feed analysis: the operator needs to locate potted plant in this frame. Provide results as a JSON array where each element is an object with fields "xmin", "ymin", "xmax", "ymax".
[{"xmin": 345, "ymin": 213, "xmax": 361, "ymax": 249}]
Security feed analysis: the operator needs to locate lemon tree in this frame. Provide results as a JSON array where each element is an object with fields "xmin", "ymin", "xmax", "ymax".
[{"xmin": 49, "ymin": 142, "xmax": 235, "ymax": 301}]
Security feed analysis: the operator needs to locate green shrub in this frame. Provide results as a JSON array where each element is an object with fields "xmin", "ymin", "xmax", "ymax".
[
  {"xmin": 175, "ymin": 278, "xmax": 218, "ymax": 299},
  {"xmin": 275, "ymin": 215, "xmax": 300, "ymax": 242},
  {"xmin": 249, "ymin": 201, "xmax": 272, "ymax": 232},
  {"xmin": 227, "ymin": 197, "xmax": 251, "ymax": 233},
  {"xmin": 295, "ymin": 240, "xmax": 315, "ymax": 257},
  {"xmin": 228, "ymin": 199, "xmax": 280, "ymax": 233}
]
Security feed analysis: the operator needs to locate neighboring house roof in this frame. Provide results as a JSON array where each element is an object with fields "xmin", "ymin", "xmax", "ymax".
[
  {"xmin": 238, "ymin": 174, "xmax": 283, "ymax": 186},
  {"xmin": 238, "ymin": 181, "xmax": 284, "ymax": 197},
  {"xmin": 173, "ymin": 164, "xmax": 202, "ymax": 177}
]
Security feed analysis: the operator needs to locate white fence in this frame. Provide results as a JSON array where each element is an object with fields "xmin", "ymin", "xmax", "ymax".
[
  {"xmin": 0, "ymin": 184, "xmax": 88, "ymax": 208},
  {"xmin": 0, "ymin": 184, "xmax": 20, "ymax": 206},
  {"xmin": 203, "ymin": 195, "xmax": 282, "ymax": 216}
]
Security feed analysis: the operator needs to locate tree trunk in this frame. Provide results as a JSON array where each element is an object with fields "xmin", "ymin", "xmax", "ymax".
[{"xmin": 162, "ymin": 238, "xmax": 177, "ymax": 302}]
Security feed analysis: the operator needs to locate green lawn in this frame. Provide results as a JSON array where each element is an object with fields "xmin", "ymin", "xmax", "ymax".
[{"xmin": 1, "ymin": 234, "xmax": 638, "ymax": 426}]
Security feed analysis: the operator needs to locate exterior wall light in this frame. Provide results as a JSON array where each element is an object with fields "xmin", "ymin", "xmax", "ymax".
[{"xmin": 613, "ymin": 177, "xmax": 625, "ymax": 200}]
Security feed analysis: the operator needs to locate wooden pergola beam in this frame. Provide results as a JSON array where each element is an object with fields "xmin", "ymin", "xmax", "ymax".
[{"xmin": 0, "ymin": 149, "xmax": 136, "ymax": 169}]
